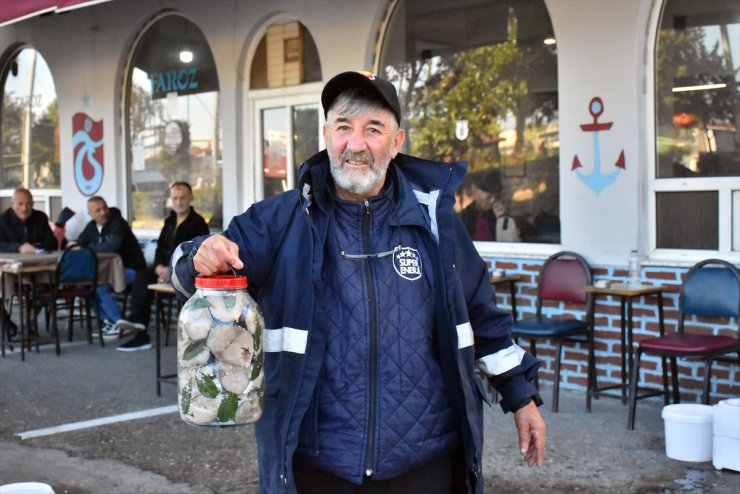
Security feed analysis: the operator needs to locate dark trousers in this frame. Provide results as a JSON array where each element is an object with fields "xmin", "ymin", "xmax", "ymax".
[
  {"xmin": 294, "ymin": 452, "xmax": 465, "ymax": 494},
  {"xmin": 125, "ymin": 267, "xmax": 158, "ymax": 329}
]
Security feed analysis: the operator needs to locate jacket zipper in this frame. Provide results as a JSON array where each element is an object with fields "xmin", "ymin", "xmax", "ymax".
[{"xmin": 362, "ymin": 199, "xmax": 378, "ymax": 478}]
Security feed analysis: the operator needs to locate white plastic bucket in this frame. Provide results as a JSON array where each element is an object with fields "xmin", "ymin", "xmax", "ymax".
[
  {"xmin": 0, "ymin": 483, "xmax": 55, "ymax": 494},
  {"xmin": 713, "ymin": 398, "xmax": 740, "ymax": 471},
  {"xmin": 661, "ymin": 404, "xmax": 713, "ymax": 462}
]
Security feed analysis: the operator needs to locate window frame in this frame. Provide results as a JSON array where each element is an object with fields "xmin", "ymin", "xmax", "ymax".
[
  {"xmin": 248, "ymin": 85, "xmax": 324, "ymax": 203},
  {"xmin": 374, "ymin": 0, "xmax": 562, "ymax": 257},
  {"xmin": 646, "ymin": 0, "xmax": 740, "ymax": 264}
]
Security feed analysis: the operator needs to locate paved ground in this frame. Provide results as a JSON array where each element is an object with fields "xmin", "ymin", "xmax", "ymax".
[{"xmin": 1, "ymin": 328, "xmax": 738, "ymax": 493}]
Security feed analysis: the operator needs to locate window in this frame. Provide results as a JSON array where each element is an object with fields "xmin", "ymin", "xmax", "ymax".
[
  {"xmin": 257, "ymin": 101, "xmax": 320, "ymax": 198},
  {"xmin": 126, "ymin": 15, "xmax": 222, "ymax": 231},
  {"xmin": 379, "ymin": 0, "xmax": 559, "ymax": 245},
  {"xmin": 1, "ymin": 47, "xmax": 60, "ymax": 191},
  {"xmin": 250, "ymin": 21, "xmax": 321, "ymax": 90},
  {"xmin": 250, "ymin": 21, "xmax": 322, "ymax": 199},
  {"xmin": 654, "ymin": 0, "xmax": 739, "ymax": 252}
]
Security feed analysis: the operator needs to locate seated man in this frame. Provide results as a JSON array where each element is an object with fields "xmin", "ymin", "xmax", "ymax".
[
  {"xmin": 0, "ymin": 188, "xmax": 59, "ymax": 338},
  {"xmin": 116, "ymin": 182, "xmax": 209, "ymax": 351},
  {"xmin": 459, "ymin": 169, "xmax": 520, "ymax": 242},
  {"xmin": 76, "ymin": 196, "xmax": 146, "ymax": 339}
]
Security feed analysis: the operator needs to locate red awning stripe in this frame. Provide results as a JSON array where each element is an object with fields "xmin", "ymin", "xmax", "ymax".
[{"xmin": 0, "ymin": 0, "xmax": 112, "ymax": 27}]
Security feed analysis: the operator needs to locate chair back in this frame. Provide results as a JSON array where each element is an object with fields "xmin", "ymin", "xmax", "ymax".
[
  {"xmin": 536, "ymin": 251, "xmax": 592, "ymax": 316},
  {"xmin": 679, "ymin": 259, "xmax": 740, "ymax": 332},
  {"xmin": 56, "ymin": 245, "xmax": 98, "ymax": 288}
]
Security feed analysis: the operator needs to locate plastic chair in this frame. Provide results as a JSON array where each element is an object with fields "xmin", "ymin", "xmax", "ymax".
[
  {"xmin": 511, "ymin": 251, "xmax": 595, "ymax": 412},
  {"xmin": 627, "ymin": 259, "xmax": 740, "ymax": 429},
  {"xmin": 32, "ymin": 245, "xmax": 103, "ymax": 353}
]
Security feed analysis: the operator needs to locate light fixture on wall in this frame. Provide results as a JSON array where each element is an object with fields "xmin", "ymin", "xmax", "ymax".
[
  {"xmin": 543, "ymin": 28, "xmax": 556, "ymax": 46},
  {"xmin": 672, "ymin": 82, "xmax": 727, "ymax": 93},
  {"xmin": 179, "ymin": 49, "xmax": 194, "ymax": 64}
]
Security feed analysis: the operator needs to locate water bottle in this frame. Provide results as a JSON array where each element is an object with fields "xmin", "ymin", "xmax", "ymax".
[
  {"xmin": 177, "ymin": 274, "xmax": 264, "ymax": 426},
  {"xmin": 628, "ymin": 250, "xmax": 641, "ymax": 288}
]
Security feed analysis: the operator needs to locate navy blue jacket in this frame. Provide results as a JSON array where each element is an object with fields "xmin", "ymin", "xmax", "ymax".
[
  {"xmin": 0, "ymin": 208, "xmax": 58, "ymax": 253},
  {"xmin": 77, "ymin": 207, "xmax": 146, "ymax": 270},
  {"xmin": 171, "ymin": 151, "xmax": 541, "ymax": 493}
]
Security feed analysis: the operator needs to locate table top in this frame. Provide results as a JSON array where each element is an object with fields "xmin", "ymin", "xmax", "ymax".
[
  {"xmin": 0, "ymin": 252, "xmax": 60, "ymax": 267},
  {"xmin": 490, "ymin": 273, "xmax": 522, "ymax": 284},
  {"xmin": 0, "ymin": 251, "xmax": 126, "ymax": 292},
  {"xmin": 583, "ymin": 283, "xmax": 665, "ymax": 296},
  {"xmin": 0, "ymin": 263, "xmax": 57, "ymax": 275},
  {"xmin": 147, "ymin": 282, "xmax": 176, "ymax": 294},
  {"xmin": 0, "ymin": 251, "xmax": 120, "ymax": 266}
]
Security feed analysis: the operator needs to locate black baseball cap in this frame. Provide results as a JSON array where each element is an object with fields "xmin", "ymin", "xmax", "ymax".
[{"xmin": 321, "ymin": 70, "xmax": 401, "ymax": 124}]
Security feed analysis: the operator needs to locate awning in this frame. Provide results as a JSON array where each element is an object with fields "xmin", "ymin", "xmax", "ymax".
[{"xmin": 0, "ymin": 0, "xmax": 113, "ymax": 27}]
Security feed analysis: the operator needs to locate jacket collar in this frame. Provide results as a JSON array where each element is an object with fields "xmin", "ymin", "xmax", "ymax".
[{"xmin": 298, "ymin": 150, "xmax": 467, "ymax": 227}]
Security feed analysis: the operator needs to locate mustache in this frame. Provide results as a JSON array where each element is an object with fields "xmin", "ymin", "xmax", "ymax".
[{"xmin": 340, "ymin": 150, "xmax": 374, "ymax": 167}]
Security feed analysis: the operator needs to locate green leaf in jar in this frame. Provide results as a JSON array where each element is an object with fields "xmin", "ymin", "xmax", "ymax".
[
  {"xmin": 180, "ymin": 382, "xmax": 192, "ymax": 414},
  {"xmin": 217, "ymin": 392, "xmax": 239, "ymax": 422},
  {"xmin": 182, "ymin": 338, "xmax": 208, "ymax": 361},
  {"xmin": 188, "ymin": 297, "xmax": 212, "ymax": 310},
  {"xmin": 250, "ymin": 357, "xmax": 263, "ymax": 380},
  {"xmin": 253, "ymin": 320, "xmax": 262, "ymax": 352},
  {"xmin": 196, "ymin": 372, "xmax": 219, "ymax": 398},
  {"xmin": 223, "ymin": 295, "xmax": 236, "ymax": 310}
]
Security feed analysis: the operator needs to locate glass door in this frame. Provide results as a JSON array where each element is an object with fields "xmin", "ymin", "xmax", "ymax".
[{"xmin": 255, "ymin": 95, "xmax": 321, "ymax": 199}]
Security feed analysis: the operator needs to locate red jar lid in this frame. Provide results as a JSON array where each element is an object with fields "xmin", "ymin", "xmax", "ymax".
[{"xmin": 195, "ymin": 274, "xmax": 248, "ymax": 289}]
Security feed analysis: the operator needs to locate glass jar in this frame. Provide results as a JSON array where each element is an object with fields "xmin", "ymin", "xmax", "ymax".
[{"xmin": 177, "ymin": 274, "xmax": 264, "ymax": 426}]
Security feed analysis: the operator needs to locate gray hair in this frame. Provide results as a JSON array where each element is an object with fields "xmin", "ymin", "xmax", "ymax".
[{"xmin": 327, "ymin": 88, "xmax": 399, "ymax": 129}]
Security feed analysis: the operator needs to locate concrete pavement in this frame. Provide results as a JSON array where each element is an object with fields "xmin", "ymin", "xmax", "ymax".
[{"xmin": 1, "ymin": 332, "xmax": 738, "ymax": 493}]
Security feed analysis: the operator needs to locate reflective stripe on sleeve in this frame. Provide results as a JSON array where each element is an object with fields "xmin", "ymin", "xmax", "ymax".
[
  {"xmin": 456, "ymin": 322, "xmax": 474, "ymax": 349},
  {"xmin": 264, "ymin": 327, "xmax": 308, "ymax": 354},
  {"xmin": 477, "ymin": 344, "xmax": 526, "ymax": 376},
  {"xmin": 170, "ymin": 242, "xmax": 192, "ymax": 298}
]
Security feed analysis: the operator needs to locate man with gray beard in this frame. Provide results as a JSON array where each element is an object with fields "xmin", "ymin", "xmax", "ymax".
[{"xmin": 171, "ymin": 71, "xmax": 545, "ymax": 493}]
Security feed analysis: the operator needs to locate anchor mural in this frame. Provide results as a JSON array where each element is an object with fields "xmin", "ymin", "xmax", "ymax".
[{"xmin": 572, "ymin": 97, "xmax": 625, "ymax": 194}]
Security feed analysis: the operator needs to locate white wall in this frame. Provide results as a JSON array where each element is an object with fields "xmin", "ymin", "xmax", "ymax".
[
  {"xmin": 547, "ymin": 0, "xmax": 653, "ymax": 266},
  {"xmin": 0, "ymin": 0, "xmax": 386, "ymax": 237}
]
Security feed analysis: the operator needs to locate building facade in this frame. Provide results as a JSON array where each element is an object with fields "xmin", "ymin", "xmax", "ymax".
[{"xmin": 1, "ymin": 0, "xmax": 738, "ymax": 402}]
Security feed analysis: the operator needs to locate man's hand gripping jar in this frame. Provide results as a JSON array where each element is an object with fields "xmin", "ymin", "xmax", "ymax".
[{"xmin": 177, "ymin": 275, "xmax": 264, "ymax": 426}]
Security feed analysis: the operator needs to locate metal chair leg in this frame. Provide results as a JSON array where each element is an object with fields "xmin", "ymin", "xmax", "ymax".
[
  {"xmin": 627, "ymin": 349, "xmax": 642, "ymax": 430},
  {"xmin": 701, "ymin": 358, "xmax": 714, "ymax": 404},
  {"xmin": 670, "ymin": 357, "xmax": 680, "ymax": 403},
  {"xmin": 586, "ymin": 332, "xmax": 595, "ymax": 412},
  {"xmin": 552, "ymin": 340, "xmax": 563, "ymax": 413},
  {"xmin": 661, "ymin": 356, "xmax": 669, "ymax": 405}
]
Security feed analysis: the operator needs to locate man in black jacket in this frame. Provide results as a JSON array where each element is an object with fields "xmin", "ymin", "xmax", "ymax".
[
  {"xmin": 76, "ymin": 196, "xmax": 146, "ymax": 339},
  {"xmin": 0, "ymin": 188, "xmax": 58, "ymax": 253},
  {"xmin": 0, "ymin": 188, "xmax": 59, "ymax": 337},
  {"xmin": 116, "ymin": 182, "xmax": 209, "ymax": 351}
]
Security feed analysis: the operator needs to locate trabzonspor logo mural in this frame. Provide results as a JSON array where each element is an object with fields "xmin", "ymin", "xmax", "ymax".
[{"xmin": 72, "ymin": 112, "xmax": 104, "ymax": 196}]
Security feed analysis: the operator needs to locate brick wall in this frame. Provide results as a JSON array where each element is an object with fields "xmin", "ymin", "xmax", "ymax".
[{"xmin": 486, "ymin": 257, "xmax": 739, "ymax": 404}]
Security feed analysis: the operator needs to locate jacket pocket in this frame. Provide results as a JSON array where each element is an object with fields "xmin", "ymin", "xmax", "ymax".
[{"xmin": 474, "ymin": 372, "xmax": 492, "ymax": 407}]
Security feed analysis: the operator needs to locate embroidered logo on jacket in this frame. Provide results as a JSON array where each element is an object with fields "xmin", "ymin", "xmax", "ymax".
[{"xmin": 393, "ymin": 247, "xmax": 422, "ymax": 281}]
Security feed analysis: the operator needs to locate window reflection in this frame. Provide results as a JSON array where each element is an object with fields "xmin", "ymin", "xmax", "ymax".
[
  {"xmin": 1, "ymin": 48, "xmax": 60, "ymax": 190},
  {"xmin": 127, "ymin": 16, "xmax": 222, "ymax": 230},
  {"xmin": 260, "ymin": 103, "xmax": 320, "ymax": 199},
  {"xmin": 654, "ymin": 0, "xmax": 739, "ymax": 251},
  {"xmin": 656, "ymin": 0, "xmax": 740, "ymax": 179},
  {"xmin": 379, "ymin": 0, "xmax": 559, "ymax": 243}
]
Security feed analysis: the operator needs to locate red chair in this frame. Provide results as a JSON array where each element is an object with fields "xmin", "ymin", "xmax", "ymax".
[
  {"xmin": 32, "ymin": 245, "xmax": 103, "ymax": 354},
  {"xmin": 627, "ymin": 259, "xmax": 740, "ymax": 429},
  {"xmin": 511, "ymin": 251, "xmax": 595, "ymax": 412}
]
